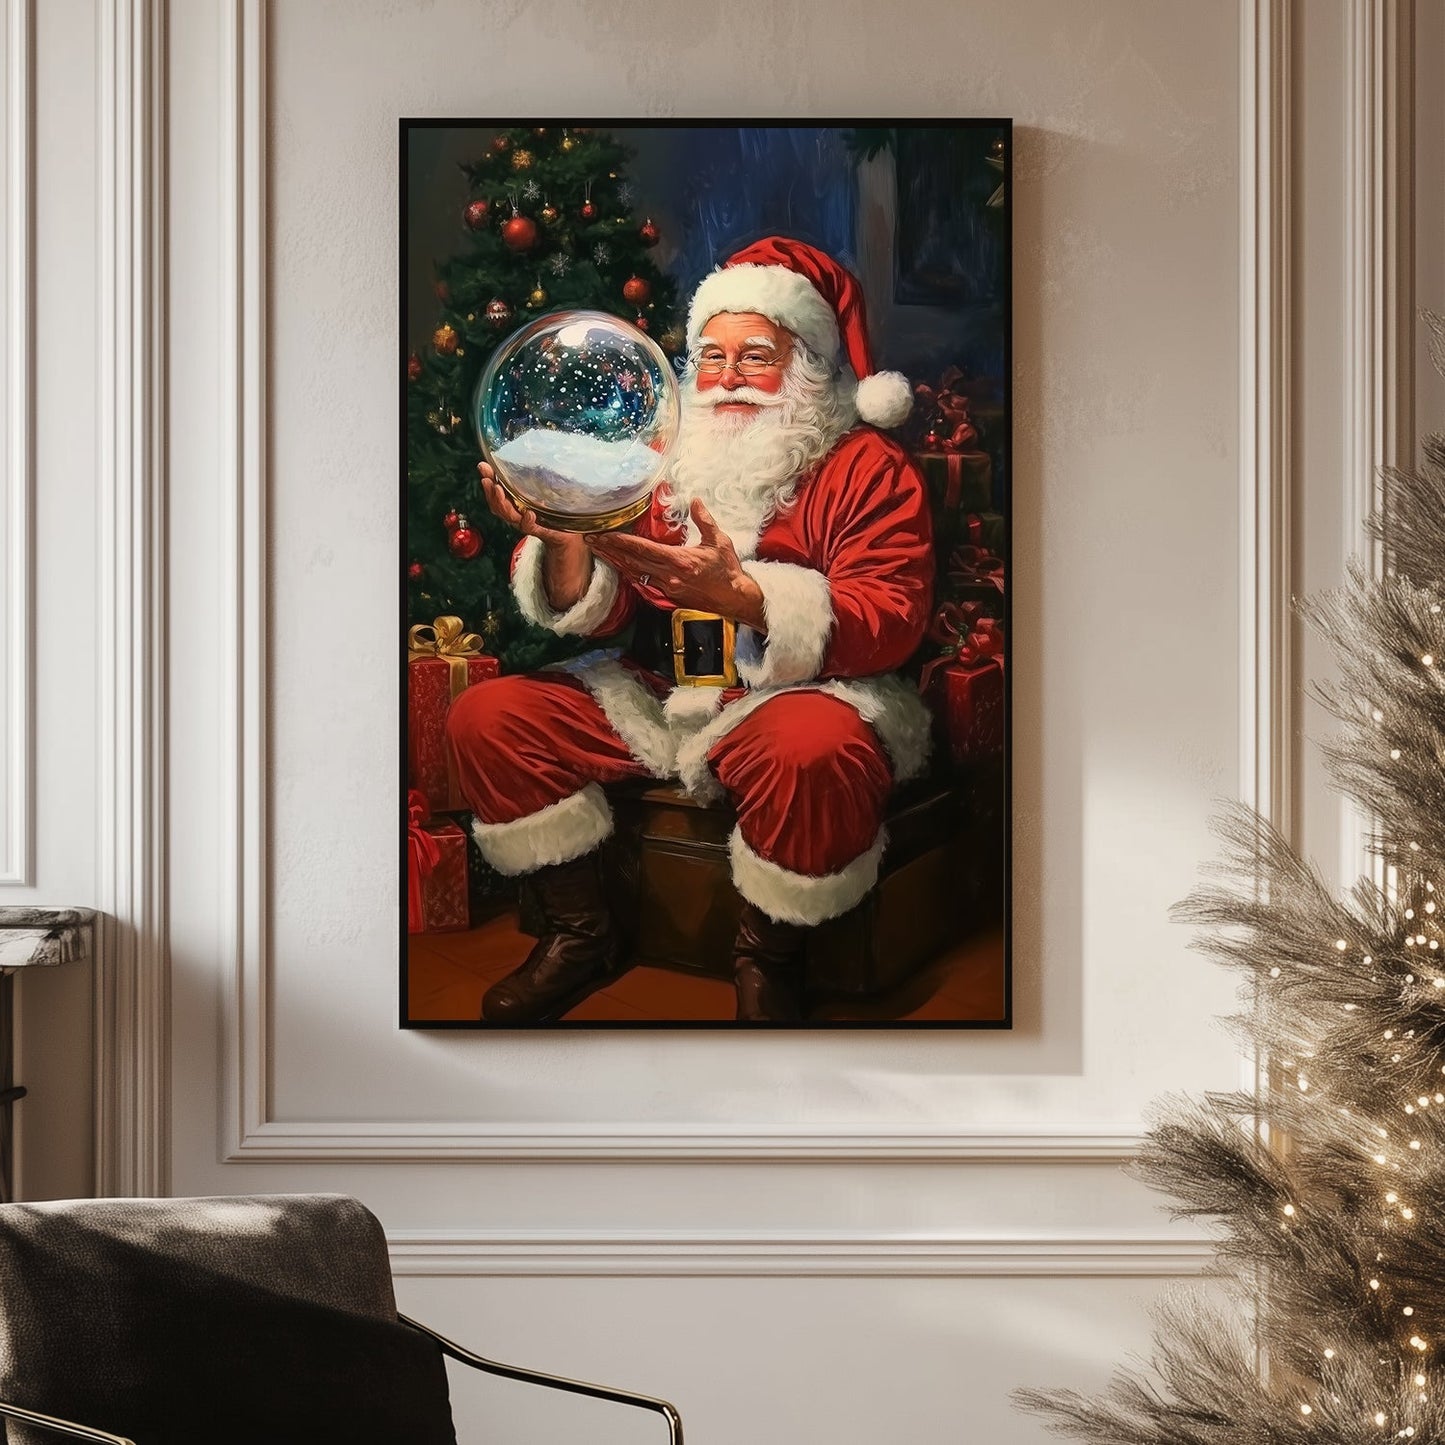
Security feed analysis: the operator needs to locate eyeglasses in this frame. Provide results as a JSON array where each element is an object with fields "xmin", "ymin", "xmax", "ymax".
[{"xmin": 692, "ymin": 350, "xmax": 788, "ymax": 377}]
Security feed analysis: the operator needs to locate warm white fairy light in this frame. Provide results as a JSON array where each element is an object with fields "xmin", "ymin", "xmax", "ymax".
[
  {"xmin": 1283, "ymin": 1204, "xmax": 1296, "ymax": 1216},
  {"xmin": 1392, "ymin": 749, "xmax": 1403, "ymax": 760},
  {"xmin": 1410, "ymin": 1139, "xmax": 1421, "ymax": 1149},
  {"xmin": 1427, "ymin": 901, "xmax": 1437, "ymax": 915},
  {"xmin": 1403, "ymin": 1208, "xmax": 1415, "ymax": 1220},
  {"xmin": 1300, "ymin": 1403, "xmax": 1313, "ymax": 1416},
  {"xmin": 1270, "ymin": 966, "xmax": 1281, "ymax": 978},
  {"xmin": 1404, "ymin": 1306, "xmax": 1415, "ymax": 1316},
  {"xmin": 1422, "ymin": 654, "xmax": 1434, "ymax": 667},
  {"xmin": 1336, "ymin": 938, "xmax": 1349, "ymax": 951},
  {"xmin": 1415, "ymin": 1375, "xmax": 1426, "ymax": 1387},
  {"xmin": 1387, "ymin": 1192, "xmax": 1399, "ymax": 1202},
  {"xmin": 1371, "ymin": 1277, "xmax": 1381, "ymax": 1289},
  {"xmin": 1407, "ymin": 909, "xmax": 1416, "ymax": 920},
  {"xmin": 1374, "ymin": 708, "xmax": 1386, "ymax": 721},
  {"xmin": 1375, "ymin": 1153, "xmax": 1388, "ymax": 1164},
  {"xmin": 1325, "ymin": 1349, "xmax": 1336, "ymax": 1359},
  {"xmin": 1376, "ymin": 1412, "xmax": 1388, "ymax": 1426}
]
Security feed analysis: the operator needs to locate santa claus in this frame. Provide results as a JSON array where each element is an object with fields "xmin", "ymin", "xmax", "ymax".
[{"xmin": 445, "ymin": 235, "xmax": 935, "ymax": 1023}]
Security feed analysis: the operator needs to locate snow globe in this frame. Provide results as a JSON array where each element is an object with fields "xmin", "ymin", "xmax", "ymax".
[{"xmin": 473, "ymin": 309, "xmax": 681, "ymax": 531}]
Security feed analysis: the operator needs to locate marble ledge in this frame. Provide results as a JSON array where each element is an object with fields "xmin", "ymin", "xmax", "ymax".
[{"xmin": 0, "ymin": 908, "xmax": 99, "ymax": 970}]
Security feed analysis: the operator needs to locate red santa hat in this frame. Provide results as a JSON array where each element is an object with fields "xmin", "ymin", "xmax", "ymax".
[{"xmin": 684, "ymin": 235, "xmax": 913, "ymax": 429}]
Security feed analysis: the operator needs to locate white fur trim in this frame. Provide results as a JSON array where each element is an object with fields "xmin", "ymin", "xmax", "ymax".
[
  {"xmin": 512, "ymin": 536, "xmax": 620, "ymax": 636},
  {"xmin": 662, "ymin": 685, "xmax": 726, "ymax": 730},
  {"xmin": 854, "ymin": 370, "xmax": 913, "ymax": 428},
  {"xmin": 543, "ymin": 652, "xmax": 678, "ymax": 778},
  {"xmin": 674, "ymin": 673, "xmax": 933, "ymax": 806},
  {"xmin": 687, "ymin": 262, "xmax": 840, "ymax": 361},
  {"xmin": 729, "ymin": 824, "xmax": 888, "ymax": 926},
  {"xmin": 735, "ymin": 560, "xmax": 834, "ymax": 689},
  {"xmin": 469, "ymin": 782, "xmax": 613, "ymax": 876}
]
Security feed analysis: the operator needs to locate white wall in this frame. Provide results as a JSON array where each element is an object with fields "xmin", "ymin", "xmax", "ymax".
[{"xmin": 7, "ymin": 2, "xmax": 1428, "ymax": 1442}]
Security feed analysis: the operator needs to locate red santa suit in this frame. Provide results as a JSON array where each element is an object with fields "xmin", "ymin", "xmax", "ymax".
[{"xmin": 444, "ymin": 236, "xmax": 935, "ymax": 927}]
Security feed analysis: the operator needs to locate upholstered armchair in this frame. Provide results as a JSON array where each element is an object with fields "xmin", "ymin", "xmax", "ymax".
[{"xmin": 0, "ymin": 1193, "xmax": 681, "ymax": 1444}]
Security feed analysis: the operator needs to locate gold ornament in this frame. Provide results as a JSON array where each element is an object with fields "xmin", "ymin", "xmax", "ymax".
[
  {"xmin": 511, "ymin": 148, "xmax": 534, "ymax": 171},
  {"xmin": 658, "ymin": 326, "xmax": 685, "ymax": 353},
  {"xmin": 527, "ymin": 281, "xmax": 548, "ymax": 308},
  {"xmin": 561, "ymin": 134, "xmax": 576, "ymax": 152},
  {"xmin": 431, "ymin": 323, "xmax": 458, "ymax": 355}
]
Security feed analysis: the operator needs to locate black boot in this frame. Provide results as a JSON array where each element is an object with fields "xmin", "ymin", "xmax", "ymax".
[
  {"xmin": 732, "ymin": 901, "xmax": 810, "ymax": 1023},
  {"xmin": 482, "ymin": 853, "xmax": 622, "ymax": 1024}
]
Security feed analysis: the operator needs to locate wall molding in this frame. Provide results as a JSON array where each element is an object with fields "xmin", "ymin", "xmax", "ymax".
[
  {"xmin": 228, "ymin": 1123, "xmax": 1145, "ymax": 1164},
  {"xmin": 207, "ymin": 2, "xmax": 1353, "ymax": 1169},
  {"xmin": 387, "ymin": 1230, "xmax": 1215, "ymax": 1279},
  {"xmin": 94, "ymin": 0, "xmax": 168, "ymax": 1197},
  {"xmin": 0, "ymin": 0, "xmax": 32, "ymax": 887},
  {"xmin": 1341, "ymin": 0, "xmax": 1415, "ymax": 892},
  {"xmin": 1240, "ymin": 0, "xmax": 1294, "ymax": 840}
]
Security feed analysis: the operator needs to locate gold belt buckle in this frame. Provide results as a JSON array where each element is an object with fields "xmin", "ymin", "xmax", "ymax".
[{"xmin": 670, "ymin": 609, "xmax": 738, "ymax": 687}]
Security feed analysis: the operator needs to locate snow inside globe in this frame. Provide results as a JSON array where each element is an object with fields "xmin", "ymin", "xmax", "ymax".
[{"xmin": 473, "ymin": 309, "xmax": 681, "ymax": 531}]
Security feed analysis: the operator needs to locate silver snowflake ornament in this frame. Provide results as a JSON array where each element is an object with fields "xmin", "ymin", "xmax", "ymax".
[
  {"xmin": 522, "ymin": 179, "xmax": 540, "ymax": 200},
  {"xmin": 549, "ymin": 252, "xmax": 571, "ymax": 277},
  {"xmin": 592, "ymin": 242, "xmax": 611, "ymax": 265},
  {"xmin": 617, "ymin": 183, "xmax": 635, "ymax": 206}
]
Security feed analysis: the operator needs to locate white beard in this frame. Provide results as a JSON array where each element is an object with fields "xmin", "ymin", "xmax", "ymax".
[{"xmin": 663, "ymin": 347, "xmax": 858, "ymax": 557}]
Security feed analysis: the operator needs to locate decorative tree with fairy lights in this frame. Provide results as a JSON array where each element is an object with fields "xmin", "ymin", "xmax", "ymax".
[
  {"xmin": 1018, "ymin": 316, "xmax": 1445, "ymax": 1443},
  {"xmin": 406, "ymin": 125, "xmax": 681, "ymax": 672}
]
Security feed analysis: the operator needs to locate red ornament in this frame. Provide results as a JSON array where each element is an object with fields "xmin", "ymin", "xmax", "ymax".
[
  {"xmin": 433, "ymin": 279, "xmax": 450, "ymax": 303},
  {"xmin": 485, "ymin": 297, "xmax": 513, "ymax": 327},
  {"xmin": 449, "ymin": 519, "xmax": 482, "ymax": 560},
  {"xmin": 407, "ymin": 352, "xmax": 423, "ymax": 382},
  {"xmin": 622, "ymin": 275, "xmax": 651, "ymax": 306},
  {"xmin": 923, "ymin": 429, "xmax": 943, "ymax": 449},
  {"xmin": 490, "ymin": 134, "xmax": 511, "ymax": 154},
  {"xmin": 464, "ymin": 198, "xmax": 490, "ymax": 230},
  {"xmin": 408, "ymin": 561, "xmax": 424, "ymax": 580},
  {"xmin": 634, "ymin": 314, "xmax": 649, "ymax": 332},
  {"xmin": 580, "ymin": 200, "xmax": 597, "ymax": 221},
  {"xmin": 443, "ymin": 509, "xmax": 461, "ymax": 532},
  {"xmin": 501, "ymin": 214, "xmax": 538, "ymax": 252},
  {"xmin": 638, "ymin": 217, "xmax": 660, "ymax": 247}
]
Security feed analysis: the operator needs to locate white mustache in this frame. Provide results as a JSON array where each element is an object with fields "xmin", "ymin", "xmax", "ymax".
[{"xmin": 694, "ymin": 385, "xmax": 785, "ymax": 409}]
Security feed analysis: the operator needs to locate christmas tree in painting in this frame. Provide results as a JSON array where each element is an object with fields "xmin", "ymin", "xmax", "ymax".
[{"xmin": 406, "ymin": 125, "xmax": 681, "ymax": 672}]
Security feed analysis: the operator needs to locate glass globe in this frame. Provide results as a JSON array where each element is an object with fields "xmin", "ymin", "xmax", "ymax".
[{"xmin": 472, "ymin": 309, "xmax": 680, "ymax": 531}]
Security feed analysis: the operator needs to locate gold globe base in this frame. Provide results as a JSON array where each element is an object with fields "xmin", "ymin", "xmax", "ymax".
[{"xmin": 496, "ymin": 478, "xmax": 652, "ymax": 534}]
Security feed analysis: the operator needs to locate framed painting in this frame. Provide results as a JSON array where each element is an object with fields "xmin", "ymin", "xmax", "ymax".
[{"xmin": 401, "ymin": 120, "xmax": 1011, "ymax": 1028}]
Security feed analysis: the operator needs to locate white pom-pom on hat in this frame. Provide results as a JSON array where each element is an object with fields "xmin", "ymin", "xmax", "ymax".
[
  {"xmin": 854, "ymin": 369, "xmax": 914, "ymax": 428},
  {"xmin": 685, "ymin": 235, "xmax": 913, "ymax": 429}
]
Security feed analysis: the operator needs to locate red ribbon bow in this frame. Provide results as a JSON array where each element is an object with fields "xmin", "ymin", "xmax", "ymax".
[
  {"xmin": 406, "ymin": 788, "xmax": 443, "ymax": 933},
  {"xmin": 920, "ymin": 604, "xmax": 1006, "ymax": 692},
  {"xmin": 948, "ymin": 543, "xmax": 1006, "ymax": 594},
  {"xmin": 915, "ymin": 365, "xmax": 980, "ymax": 452}
]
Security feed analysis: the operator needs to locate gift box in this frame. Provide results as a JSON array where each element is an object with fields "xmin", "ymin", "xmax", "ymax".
[
  {"xmin": 407, "ymin": 791, "xmax": 470, "ymax": 934},
  {"xmin": 407, "ymin": 615, "xmax": 500, "ymax": 809},
  {"xmin": 945, "ymin": 542, "xmax": 1007, "ymax": 619},
  {"xmin": 920, "ymin": 604, "xmax": 1006, "ymax": 767},
  {"xmin": 916, "ymin": 448, "xmax": 993, "ymax": 518}
]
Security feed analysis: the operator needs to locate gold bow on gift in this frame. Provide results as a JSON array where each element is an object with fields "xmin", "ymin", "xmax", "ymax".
[{"xmin": 407, "ymin": 615, "xmax": 485, "ymax": 699}]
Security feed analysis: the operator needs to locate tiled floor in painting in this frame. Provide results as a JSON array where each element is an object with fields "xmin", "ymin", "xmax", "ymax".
[{"xmin": 407, "ymin": 911, "xmax": 1007, "ymax": 1024}]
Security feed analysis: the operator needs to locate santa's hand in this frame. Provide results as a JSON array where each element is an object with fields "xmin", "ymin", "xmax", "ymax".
[
  {"xmin": 477, "ymin": 461, "xmax": 579, "ymax": 550},
  {"xmin": 585, "ymin": 499, "xmax": 766, "ymax": 632}
]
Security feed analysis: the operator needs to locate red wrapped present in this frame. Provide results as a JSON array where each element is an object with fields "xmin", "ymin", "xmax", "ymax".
[
  {"xmin": 407, "ymin": 615, "xmax": 500, "ymax": 809},
  {"xmin": 407, "ymin": 792, "xmax": 470, "ymax": 934},
  {"xmin": 920, "ymin": 603, "xmax": 1006, "ymax": 765}
]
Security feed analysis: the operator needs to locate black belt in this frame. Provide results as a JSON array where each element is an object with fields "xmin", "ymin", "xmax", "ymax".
[{"xmin": 631, "ymin": 606, "xmax": 739, "ymax": 687}]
